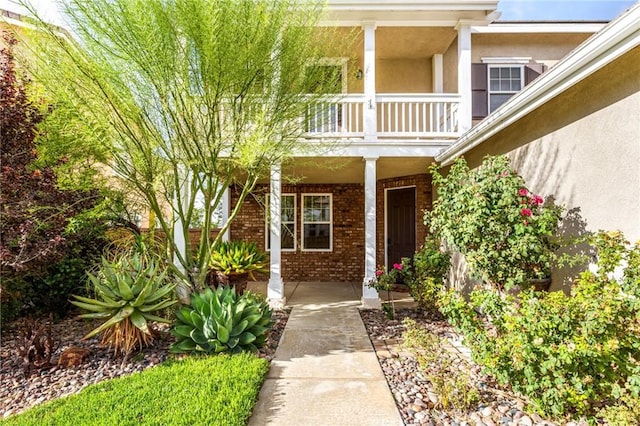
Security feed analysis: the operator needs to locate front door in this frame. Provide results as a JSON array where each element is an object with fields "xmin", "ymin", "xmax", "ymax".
[{"xmin": 386, "ymin": 187, "xmax": 416, "ymax": 267}]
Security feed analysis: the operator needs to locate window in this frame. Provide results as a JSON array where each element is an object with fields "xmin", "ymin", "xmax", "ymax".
[
  {"xmin": 302, "ymin": 194, "xmax": 332, "ymax": 251},
  {"xmin": 265, "ymin": 194, "xmax": 296, "ymax": 251},
  {"xmin": 472, "ymin": 58, "xmax": 545, "ymax": 120},
  {"xmin": 488, "ymin": 65, "xmax": 523, "ymax": 113},
  {"xmin": 304, "ymin": 58, "xmax": 347, "ymax": 134}
]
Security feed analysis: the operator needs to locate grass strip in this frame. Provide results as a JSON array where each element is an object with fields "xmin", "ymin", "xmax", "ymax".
[{"xmin": 2, "ymin": 353, "xmax": 269, "ymax": 426}]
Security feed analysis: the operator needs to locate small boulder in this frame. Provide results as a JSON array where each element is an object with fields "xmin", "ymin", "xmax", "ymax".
[{"xmin": 57, "ymin": 347, "xmax": 91, "ymax": 368}]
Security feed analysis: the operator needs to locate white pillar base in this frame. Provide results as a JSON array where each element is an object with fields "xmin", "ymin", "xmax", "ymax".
[
  {"xmin": 361, "ymin": 297, "xmax": 382, "ymax": 309},
  {"xmin": 268, "ymin": 297, "xmax": 287, "ymax": 310},
  {"xmin": 267, "ymin": 276, "xmax": 286, "ymax": 309}
]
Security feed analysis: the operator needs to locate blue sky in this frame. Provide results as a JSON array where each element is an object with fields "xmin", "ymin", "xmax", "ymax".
[
  {"xmin": 498, "ymin": 0, "xmax": 636, "ymax": 20},
  {"xmin": 0, "ymin": 0, "xmax": 637, "ymax": 24}
]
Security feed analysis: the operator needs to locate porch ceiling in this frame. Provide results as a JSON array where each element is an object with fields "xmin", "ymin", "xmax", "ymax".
[
  {"xmin": 273, "ymin": 157, "xmax": 433, "ymax": 184},
  {"xmin": 376, "ymin": 27, "xmax": 457, "ymax": 59}
]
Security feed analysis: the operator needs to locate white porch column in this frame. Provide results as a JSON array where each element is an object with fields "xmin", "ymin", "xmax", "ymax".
[
  {"xmin": 456, "ymin": 21, "xmax": 472, "ymax": 132},
  {"xmin": 363, "ymin": 21, "xmax": 377, "ymax": 140},
  {"xmin": 432, "ymin": 53, "xmax": 444, "ymax": 93},
  {"xmin": 173, "ymin": 169, "xmax": 190, "ymax": 303},
  {"xmin": 220, "ymin": 187, "xmax": 230, "ymax": 241},
  {"xmin": 268, "ymin": 163, "xmax": 286, "ymax": 308},
  {"xmin": 362, "ymin": 157, "xmax": 381, "ymax": 308}
]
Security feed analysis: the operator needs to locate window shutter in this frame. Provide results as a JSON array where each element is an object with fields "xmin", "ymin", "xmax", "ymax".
[
  {"xmin": 525, "ymin": 63, "xmax": 546, "ymax": 85},
  {"xmin": 472, "ymin": 63, "xmax": 488, "ymax": 119}
]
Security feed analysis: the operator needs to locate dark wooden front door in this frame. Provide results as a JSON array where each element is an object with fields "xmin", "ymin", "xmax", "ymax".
[{"xmin": 386, "ymin": 187, "xmax": 416, "ymax": 266}]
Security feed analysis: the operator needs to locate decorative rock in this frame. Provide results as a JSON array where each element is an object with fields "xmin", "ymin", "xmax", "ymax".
[
  {"xmin": 58, "ymin": 347, "xmax": 91, "ymax": 368},
  {"xmin": 481, "ymin": 406, "xmax": 493, "ymax": 417},
  {"xmin": 411, "ymin": 404, "xmax": 424, "ymax": 412},
  {"xmin": 518, "ymin": 415, "xmax": 533, "ymax": 426}
]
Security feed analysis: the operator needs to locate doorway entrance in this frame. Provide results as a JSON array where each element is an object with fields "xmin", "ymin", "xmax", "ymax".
[{"xmin": 386, "ymin": 187, "xmax": 416, "ymax": 267}]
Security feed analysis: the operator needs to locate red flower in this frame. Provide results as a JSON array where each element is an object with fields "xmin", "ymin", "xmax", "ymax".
[
  {"xmin": 530, "ymin": 195, "xmax": 544, "ymax": 205},
  {"xmin": 520, "ymin": 208, "xmax": 532, "ymax": 217},
  {"xmin": 518, "ymin": 188, "xmax": 528, "ymax": 197},
  {"xmin": 32, "ymin": 169, "xmax": 41, "ymax": 178},
  {"xmin": 393, "ymin": 263, "xmax": 403, "ymax": 271},
  {"xmin": 375, "ymin": 270, "xmax": 383, "ymax": 277}
]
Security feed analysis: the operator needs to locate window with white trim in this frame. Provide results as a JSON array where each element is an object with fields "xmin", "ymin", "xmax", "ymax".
[
  {"xmin": 265, "ymin": 194, "xmax": 296, "ymax": 251},
  {"xmin": 488, "ymin": 65, "xmax": 523, "ymax": 113},
  {"xmin": 302, "ymin": 194, "xmax": 332, "ymax": 251}
]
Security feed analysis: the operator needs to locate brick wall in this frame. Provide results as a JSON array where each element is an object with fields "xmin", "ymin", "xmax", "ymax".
[
  {"xmin": 376, "ymin": 174, "xmax": 432, "ymax": 266},
  {"xmin": 229, "ymin": 174, "xmax": 432, "ymax": 282},
  {"xmin": 230, "ymin": 183, "xmax": 365, "ymax": 282}
]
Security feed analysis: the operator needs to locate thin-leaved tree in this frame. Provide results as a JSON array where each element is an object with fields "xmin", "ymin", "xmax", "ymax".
[{"xmin": 21, "ymin": 0, "xmax": 344, "ymax": 296}]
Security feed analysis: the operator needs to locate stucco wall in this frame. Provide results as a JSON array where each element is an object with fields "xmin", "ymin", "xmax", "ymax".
[
  {"xmin": 376, "ymin": 58, "xmax": 432, "ymax": 93},
  {"xmin": 456, "ymin": 46, "xmax": 640, "ymax": 290},
  {"xmin": 443, "ymin": 37, "xmax": 458, "ymax": 93},
  {"xmin": 472, "ymin": 33, "xmax": 592, "ymax": 68}
]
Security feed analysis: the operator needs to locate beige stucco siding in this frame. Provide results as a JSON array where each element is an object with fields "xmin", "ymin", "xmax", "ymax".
[
  {"xmin": 458, "ymin": 46, "xmax": 640, "ymax": 288},
  {"xmin": 472, "ymin": 33, "xmax": 592, "ymax": 67},
  {"xmin": 443, "ymin": 36, "xmax": 458, "ymax": 93},
  {"xmin": 376, "ymin": 58, "xmax": 432, "ymax": 92}
]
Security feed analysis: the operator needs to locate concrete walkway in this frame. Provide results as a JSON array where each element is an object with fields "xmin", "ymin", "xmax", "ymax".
[{"xmin": 248, "ymin": 282, "xmax": 404, "ymax": 426}]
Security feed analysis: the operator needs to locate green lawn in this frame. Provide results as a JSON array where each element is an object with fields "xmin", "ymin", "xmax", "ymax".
[{"xmin": 1, "ymin": 353, "xmax": 269, "ymax": 426}]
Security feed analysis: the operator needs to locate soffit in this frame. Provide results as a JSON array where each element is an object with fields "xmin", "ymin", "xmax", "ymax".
[
  {"xmin": 376, "ymin": 27, "xmax": 457, "ymax": 58},
  {"xmin": 267, "ymin": 156, "xmax": 433, "ymax": 184}
]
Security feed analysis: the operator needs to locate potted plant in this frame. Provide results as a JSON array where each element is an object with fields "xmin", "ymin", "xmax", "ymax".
[{"xmin": 207, "ymin": 241, "xmax": 268, "ymax": 295}]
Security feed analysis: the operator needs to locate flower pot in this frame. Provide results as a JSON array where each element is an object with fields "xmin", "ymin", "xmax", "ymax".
[
  {"xmin": 530, "ymin": 277, "xmax": 552, "ymax": 292},
  {"xmin": 209, "ymin": 271, "xmax": 249, "ymax": 295}
]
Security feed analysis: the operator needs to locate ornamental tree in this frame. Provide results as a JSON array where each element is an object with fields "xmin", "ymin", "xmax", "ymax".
[
  {"xmin": 23, "ymin": 0, "xmax": 344, "ymax": 296},
  {"xmin": 425, "ymin": 155, "xmax": 564, "ymax": 290},
  {"xmin": 0, "ymin": 32, "xmax": 99, "ymax": 274}
]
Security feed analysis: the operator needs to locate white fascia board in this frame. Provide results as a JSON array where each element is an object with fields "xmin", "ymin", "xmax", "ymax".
[
  {"xmin": 326, "ymin": 1, "xmax": 498, "ymax": 12},
  {"xmin": 472, "ymin": 22, "xmax": 606, "ymax": 33},
  {"xmin": 436, "ymin": 3, "xmax": 640, "ymax": 166},
  {"xmin": 293, "ymin": 141, "xmax": 451, "ymax": 158}
]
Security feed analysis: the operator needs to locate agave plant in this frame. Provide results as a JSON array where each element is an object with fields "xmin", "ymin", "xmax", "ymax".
[
  {"xmin": 71, "ymin": 253, "xmax": 177, "ymax": 356},
  {"xmin": 170, "ymin": 286, "xmax": 273, "ymax": 354},
  {"xmin": 208, "ymin": 241, "xmax": 268, "ymax": 279}
]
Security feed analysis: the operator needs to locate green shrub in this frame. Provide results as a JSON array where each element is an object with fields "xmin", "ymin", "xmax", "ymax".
[
  {"xmin": 171, "ymin": 286, "xmax": 273, "ymax": 354},
  {"xmin": 71, "ymin": 253, "xmax": 177, "ymax": 356},
  {"xmin": 439, "ymin": 231, "xmax": 640, "ymax": 418},
  {"xmin": 408, "ymin": 237, "xmax": 451, "ymax": 312},
  {"xmin": 425, "ymin": 155, "xmax": 563, "ymax": 290}
]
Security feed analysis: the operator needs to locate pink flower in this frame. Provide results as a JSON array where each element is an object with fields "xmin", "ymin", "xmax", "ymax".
[
  {"xmin": 375, "ymin": 270, "xmax": 383, "ymax": 277},
  {"xmin": 530, "ymin": 195, "xmax": 544, "ymax": 205},
  {"xmin": 518, "ymin": 188, "xmax": 528, "ymax": 197},
  {"xmin": 393, "ymin": 263, "xmax": 403, "ymax": 271},
  {"xmin": 520, "ymin": 208, "xmax": 532, "ymax": 217}
]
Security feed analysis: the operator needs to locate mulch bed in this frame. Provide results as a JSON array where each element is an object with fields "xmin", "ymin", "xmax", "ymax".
[{"xmin": 360, "ymin": 308, "xmax": 589, "ymax": 426}]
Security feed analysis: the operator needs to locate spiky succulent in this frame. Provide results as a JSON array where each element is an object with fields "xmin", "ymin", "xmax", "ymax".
[
  {"xmin": 170, "ymin": 286, "xmax": 273, "ymax": 354},
  {"xmin": 208, "ymin": 241, "xmax": 268, "ymax": 279},
  {"xmin": 71, "ymin": 254, "xmax": 177, "ymax": 356}
]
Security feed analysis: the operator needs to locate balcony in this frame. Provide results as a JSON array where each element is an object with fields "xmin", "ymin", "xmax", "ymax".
[{"xmin": 303, "ymin": 93, "xmax": 461, "ymax": 140}]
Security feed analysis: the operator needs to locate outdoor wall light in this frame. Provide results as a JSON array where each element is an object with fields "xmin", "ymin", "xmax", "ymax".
[{"xmin": 355, "ymin": 68, "xmax": 363, "ymax": 80}]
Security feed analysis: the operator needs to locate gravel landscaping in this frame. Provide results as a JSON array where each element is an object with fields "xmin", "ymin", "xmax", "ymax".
[
  {"xmin": 360, "ymin": 308, "xmax": 589, "ymax": 426},
  {"xmin": 0, "ymin": 309, "xmax": 289, "ymax": 419}
]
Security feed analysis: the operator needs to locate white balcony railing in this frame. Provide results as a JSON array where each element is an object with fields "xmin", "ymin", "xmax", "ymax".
[
  {"xmin": 376, "ymin": 94, "xmax": 460, "ymax": 138},
  {"xmin": 303, "ymin": 93, "xmax": 460, "ymax": 139}
]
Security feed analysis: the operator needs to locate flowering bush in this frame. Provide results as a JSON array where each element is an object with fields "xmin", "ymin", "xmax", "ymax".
[
  {"xmin": 371, "ymin": 262, "xmax": 405, "ymax": 292},
  {"xmin": 425, "ymin": 155, "xmax": 563, "ymax": 290},
  {"xmin": 439, "ymin": 231, "xmax": 640, "ymax": 418}
]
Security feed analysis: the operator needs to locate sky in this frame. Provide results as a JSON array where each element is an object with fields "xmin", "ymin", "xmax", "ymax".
[{"xmin": 0, "ymin": 0, "xmax": 637, "ymax": 25}]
